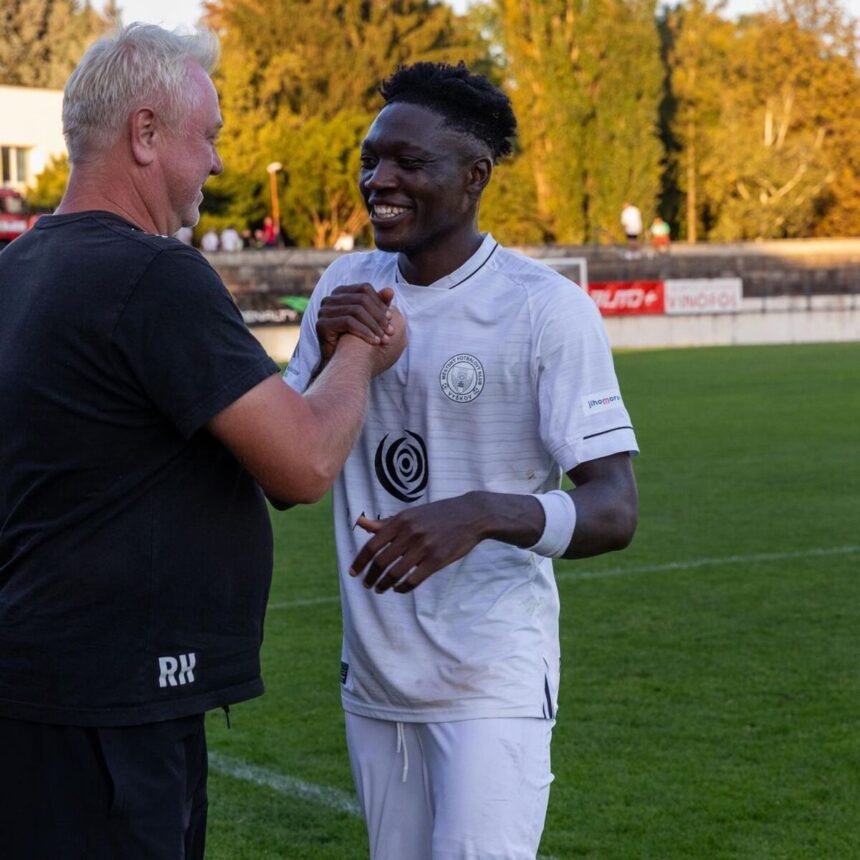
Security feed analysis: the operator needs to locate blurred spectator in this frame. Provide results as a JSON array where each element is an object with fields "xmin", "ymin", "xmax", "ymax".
[
  {"xmin": 333, "ymin": 231, "xmax": 355, "ymax": 251},
  {"xmin": 620, "ymin": 202, "xmax": 642, "ymax": 255},
  {"xmin": 220, "ymin": 225, "xmax": 242, "ymax": 252},
  {"xmin": 200, "ymin": 228, "xmax": 219, "ymax": 252},
  {"xmin": 262, "ymin": 216, "xmax": 279, "ymax": 247},
  {"xmin": 175, "ymin": 225, "xmax": 193, "ymax": 244},
  {"xmin": 241, "ymin": 227, "xmax": 254, "ymax": 249},
  {"xmin": 649, "ymin": 216, "xmax": 671, "ymax": 254}
]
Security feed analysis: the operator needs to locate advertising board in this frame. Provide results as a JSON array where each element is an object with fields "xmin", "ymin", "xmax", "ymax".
[
  {"xmin": 587, "ymin": 281, "xmax": 665, "ymax": 316},
  {"xmin": 664, "ymin": 278, "xmax": 743, "ymax": 315}
]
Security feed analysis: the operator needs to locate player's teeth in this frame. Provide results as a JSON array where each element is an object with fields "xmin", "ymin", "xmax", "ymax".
[{"xmin": 374, "ymin": 205, "xmax": 406, "ymax": 219}]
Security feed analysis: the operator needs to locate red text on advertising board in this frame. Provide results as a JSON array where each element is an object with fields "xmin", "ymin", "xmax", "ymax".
[{"xmin": 586, "ymin": 281, "xmax": 665, "ymax": 316}]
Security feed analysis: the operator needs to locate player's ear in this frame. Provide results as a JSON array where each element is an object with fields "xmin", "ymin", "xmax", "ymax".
[{"xmin": 465, "ymin": 156, "xmax": 492, "ymax": 199}]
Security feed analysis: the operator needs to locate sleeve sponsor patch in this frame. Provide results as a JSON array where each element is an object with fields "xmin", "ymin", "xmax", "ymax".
[{"xmin": 581, "ymin": 388, "xmax": 624, "ymax": 416}]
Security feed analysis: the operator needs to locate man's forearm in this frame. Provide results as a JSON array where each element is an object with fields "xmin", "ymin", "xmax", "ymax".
[
  {"xmin": 207, "ymin": 340, "xmax": 377, "ymax": 506},
  {"xmin": 303, "ymin": 337, "xmax": 376, "ymax": 487}
]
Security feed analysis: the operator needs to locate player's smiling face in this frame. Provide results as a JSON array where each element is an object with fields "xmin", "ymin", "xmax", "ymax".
[{"xmin": 359, "ymin": 102, "xmax": 479, "ymax": 270}]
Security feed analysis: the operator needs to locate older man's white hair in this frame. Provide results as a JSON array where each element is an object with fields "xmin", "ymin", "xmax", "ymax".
[{"xmin": 63, "ymin": 23, "xmax": 220, "ymax": 162}]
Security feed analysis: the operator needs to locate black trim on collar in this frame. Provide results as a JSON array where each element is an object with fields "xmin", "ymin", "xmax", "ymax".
[
  {"xmin": 395, "ymin": 239, "xmax": 500, "ymax": 290},
  {"xmin": 445, "ymin": 240, "xmax": 500, "ymax": 290}
]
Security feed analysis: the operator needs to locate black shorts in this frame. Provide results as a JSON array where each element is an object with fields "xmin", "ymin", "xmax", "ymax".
[{"xmin": 0, "ymin": 713, "xmax": 208, "ymax": 860}]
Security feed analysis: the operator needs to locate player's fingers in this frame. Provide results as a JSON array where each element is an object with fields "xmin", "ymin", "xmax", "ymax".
[
  {"xmin": 317, "ymin": 319, "xmax": 379, "ymax": 349},
  {"xmin": 393, "ymin": 561, "xmax": 436, "ymax": 593},
  {"xmin": 356, "ymin": 515, "xmax": 382, "ymax": 534},
  {"xmin": 326, "ymin": 285, "xmax": 393, "ymax": 324},
  {"xmin": 373, "ymin": 560, "xmax": 418, "ymax": 593},
  {"xmin": 359, "ymin": 539, "xmax": 412, "ymax": 590},
  {"xmin": 349, "ymin": 529, "xmax": 393, "ymax": 576},
  {"xmin": 341, "ymin": 303, "xmax": 393, "ymax": 338},
  {"xmin": 318, "ymin": 305, "xmax": 387, "ymax": 341}
]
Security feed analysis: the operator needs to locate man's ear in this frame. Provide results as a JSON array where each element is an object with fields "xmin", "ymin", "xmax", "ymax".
[
  {"xmin": 466, "ymin": 156, "xmax": 493, "ymax": 199},
  {"xmin": 130, "ymin": 107, "xmax": 158, "ymax": 166}
]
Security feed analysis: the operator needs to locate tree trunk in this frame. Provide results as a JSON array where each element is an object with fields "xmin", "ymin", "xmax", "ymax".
[{"xmin": 686, "ymin": 115, "xmax": 697, "ymax": 243}]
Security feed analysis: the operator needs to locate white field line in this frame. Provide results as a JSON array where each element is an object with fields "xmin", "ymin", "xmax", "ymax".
[
  {"xmin": 267, "ymin": 545, "xmax": 859, "ymax": 611},
  {"xmin": 209, "ymin": 751, "xmax": 360, "ymax": 816},
  {"xmin": 267, "ymin": 595, "xmax": 340, "ymax": 610},
  {"xmin": 555, "ymin": 544, "xmax": 860, "ymax": 583},
  {"xmin": 209, "ymin": 751, "xmax": 559, "ymax": 859}
]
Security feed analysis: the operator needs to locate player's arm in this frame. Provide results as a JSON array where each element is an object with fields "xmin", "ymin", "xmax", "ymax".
[
  {"xmin": 350, "ymin": 452, "xmax": 638, "ymax": 593},
  {"xmin": 208, "ymin": 313, "xmax": 405, "ymax": 505},
  {"xmin": 556, "ymin": 452, "xmax": 638, "ymax": 558}
]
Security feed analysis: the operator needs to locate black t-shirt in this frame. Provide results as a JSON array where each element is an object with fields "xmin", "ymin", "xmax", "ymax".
[{"xmin": 0, "ymin": 212, "xmax": 280, "ymax": 725}]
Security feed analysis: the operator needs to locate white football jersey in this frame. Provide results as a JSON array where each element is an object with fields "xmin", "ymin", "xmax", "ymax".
[{"xmin": 285, "ymin": 234, "xmax": 638, "ymax": 722}]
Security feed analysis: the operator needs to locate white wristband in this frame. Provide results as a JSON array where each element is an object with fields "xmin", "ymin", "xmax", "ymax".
[{"xmin": 527, "ymin": 490, "xmax": 577, "ymax": 558}]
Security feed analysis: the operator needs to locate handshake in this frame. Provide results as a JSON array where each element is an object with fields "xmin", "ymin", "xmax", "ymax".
[{"xmin": 315, "ymin": 283, "xmax": 406, "ymax": 376}]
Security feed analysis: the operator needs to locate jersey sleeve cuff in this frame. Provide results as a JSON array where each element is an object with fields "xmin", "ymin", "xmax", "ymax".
[
  {"xmin": 177, "ymin": 356, "xmax": 280, "ymax": 438},
  {"xmin": 554, "ymin": 427, "xmax": 640, "ymax": 472}
]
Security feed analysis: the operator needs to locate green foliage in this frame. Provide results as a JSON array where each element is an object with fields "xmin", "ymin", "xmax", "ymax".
[
  {"xmin": 277, "ymin": 110, "xmax": 370, "ymax": 248},
  {"xmin": 496, "ymin": 0, "xmax": 664, "ymax": 243},
  {"xmin": 480, "ymin": 155, "xmax": 552, "ymax": 245},
  {"xmin": 204, "ymin": 0, "xmax": 479, "ymax": 246},
  {"xmin": 5, "ymin": 0, "xmax": 860, "ymax": 242},
  {"xmin": 665, "ymin": 0, "xmax": 860, "ymax": 240},
  {"xmin": 662, "ymin": 0, "xmax": 734, "ymax": 240},
  {"xmin": 26, "ymin": 153, "xmax": 69, "ymax": 210},
  {"xmin": 0, "ymin": 0, "xmax": 106, "ymax": 88}
]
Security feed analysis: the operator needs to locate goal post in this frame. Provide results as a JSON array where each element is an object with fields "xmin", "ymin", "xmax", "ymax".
[{"xmin": 533, "ymin": 256, "xmax": 589, "ymax": 292}]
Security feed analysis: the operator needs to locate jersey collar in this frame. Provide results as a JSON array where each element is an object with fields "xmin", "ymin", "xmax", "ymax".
[{"xmin": 395, "ymin": 233, "xmax": 499, "ymax": 291}]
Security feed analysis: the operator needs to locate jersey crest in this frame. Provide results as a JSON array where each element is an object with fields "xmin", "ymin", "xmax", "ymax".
[{"xmin": 440, "ymin": 353, "xmax": 485, "ymax": 403}]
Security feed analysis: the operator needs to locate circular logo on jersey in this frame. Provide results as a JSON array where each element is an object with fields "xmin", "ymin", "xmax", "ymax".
[
  {"xmin": 440, "ymin": 354, "xmax": 485, "ymax": 403},
  {"xmin": 374, "ymin": 431, "xmax": 428, "ymax": 503}
]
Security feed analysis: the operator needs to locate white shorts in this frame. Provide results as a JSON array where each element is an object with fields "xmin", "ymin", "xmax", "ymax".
[{"xmin": 345, "ymin": 713, "xmax": 555, "ymax": 860}]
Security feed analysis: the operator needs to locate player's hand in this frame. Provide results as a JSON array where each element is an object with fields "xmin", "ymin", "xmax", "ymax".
[
  {"xmin": 368, "ymin": 304, "xmax": 406, "ymax": 376},
  {"xmin": 349, "ymin": 495, "xmax": 485, "ymax": 593},
  {"xmin": 317, "ymin": 284, "xmax": 395, "ymax": 364}
]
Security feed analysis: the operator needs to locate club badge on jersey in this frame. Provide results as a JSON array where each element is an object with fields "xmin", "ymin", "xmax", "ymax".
[{"xmin": 439, "ymin": 354, "xmax": 485, "ymax": 403}]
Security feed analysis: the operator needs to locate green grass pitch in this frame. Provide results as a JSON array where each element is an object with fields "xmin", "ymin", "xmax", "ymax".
[{"xmin": 204, "ymin": 342, "xmax": 860, "ymax": 859}]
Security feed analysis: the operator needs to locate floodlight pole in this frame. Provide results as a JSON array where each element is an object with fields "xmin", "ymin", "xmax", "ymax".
[{"xmin": 267, "ymin": 161, "xmax": 283, "ymax": 240}]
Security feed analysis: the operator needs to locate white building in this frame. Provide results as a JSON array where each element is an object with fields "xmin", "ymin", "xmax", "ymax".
[{"xmin": 0, "ymin": 85, "xmax": 65, "ymax": 191}]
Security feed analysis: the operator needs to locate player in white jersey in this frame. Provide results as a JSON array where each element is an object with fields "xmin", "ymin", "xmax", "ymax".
[{"xmin": 285, "ymin": 62, "xmax": 640, "ymax": 860}]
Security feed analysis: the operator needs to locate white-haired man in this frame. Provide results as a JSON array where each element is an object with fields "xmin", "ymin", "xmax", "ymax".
[{"xmin": 0, "ymin": 23, "xmax": 404, "ymax": 859}]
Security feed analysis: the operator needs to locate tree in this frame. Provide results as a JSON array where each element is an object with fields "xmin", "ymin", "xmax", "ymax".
[
  {"xmin": 278, "ymin": 110, "xmax": 371, "ymax": 248},
  {"xmin": 0, "ymin": 0, "xmax": 106, "ymax": 89},
  {"xmin": 665, "ymin": 0, "xmax": 860, "ymax": 240},
  {"xmin": 480, "ymin": 154, "xmax": 552, "ymax": 246},
  {"xmin": 203, "ymin": 0, "xmax": 481, "ymax": 246},
  {"xmin": 496, "ymin": 0, "xmax": 664, "ymax": 243},
  {"xmin": 26, "ymin": 154, "xmax": 69, "ymax": 210},
  {"xmin": 662, "ymin": 0, "xmax": 734, "ymax": 240}
]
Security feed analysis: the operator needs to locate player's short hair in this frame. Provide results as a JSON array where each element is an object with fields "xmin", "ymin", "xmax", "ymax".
[
  {"xmin": 379, "ymin": 62, "xmax": 516, "ymax": 163},
  {"xmin": 63, "ymin": 23, "xmax": 220, "ymax": 162}
]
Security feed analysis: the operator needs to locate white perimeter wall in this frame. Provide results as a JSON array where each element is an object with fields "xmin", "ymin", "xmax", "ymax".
[
  {"xmin": 250, "ymin": 296, "xmax": 859, "ymax": 362},
  {"xmin": 603, "ymin": 296, "xmax": 860, "ymax": 350}
]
